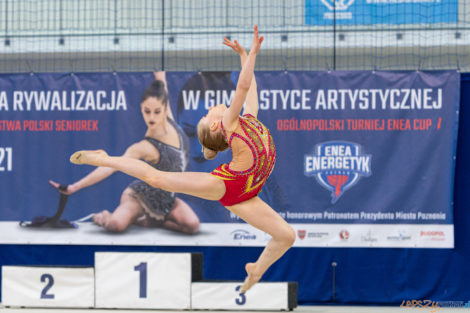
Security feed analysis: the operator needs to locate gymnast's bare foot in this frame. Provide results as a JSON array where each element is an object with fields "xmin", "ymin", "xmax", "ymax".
[
  {"xmin": 70, "ymin": 150, "xmax": 108, "ymax": 166},
  {"xmin": 240, "ymin": 262, "xmax": 262, "ymax": 293},
  {"xmin": 93, "ymin": 210, "xmax": 111, "ymax": 227}
]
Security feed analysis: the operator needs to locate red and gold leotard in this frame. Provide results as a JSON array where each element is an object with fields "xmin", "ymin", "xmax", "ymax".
[{"xmin": 211, "ymin": 114, "xmax": 276, "ymax": 206}]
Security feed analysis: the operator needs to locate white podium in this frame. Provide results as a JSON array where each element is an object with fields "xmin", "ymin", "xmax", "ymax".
[
  {"xmin": 94, "ymin": 252, "xmax": 197, "ymax": 309},
  {"xmin": 1, "ymin": 266, "xmax": 94, "ymax": 308},
  {"xmin": 191, "ymin": 281, "xmax": 298, "ymax": 310},
  {"xmin": 1, "ymin": 252, "xmax": 298, "ymax": 310}
]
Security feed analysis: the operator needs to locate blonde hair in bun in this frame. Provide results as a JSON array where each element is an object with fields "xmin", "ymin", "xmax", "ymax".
[{"xmin": 202, "ymin": 147, "xmax": 218, "ymax": 160}]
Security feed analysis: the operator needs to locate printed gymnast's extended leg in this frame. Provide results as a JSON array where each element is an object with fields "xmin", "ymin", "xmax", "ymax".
[
  {"xmin": 93, "ymin": 188, "xmax": 145, "ymax": 232},
  {"xmin": 70, "ymin": 150, "xmax": 225, "ymax": 201},
  {"xmin": 163, "ymin": 198, "xmax": 200, "ymax": 234},
  {"xmin": 225, "ymin": 196, "xmax": 296, "ymax": 293}
]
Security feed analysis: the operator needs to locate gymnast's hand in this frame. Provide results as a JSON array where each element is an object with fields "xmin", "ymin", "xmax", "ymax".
[
  {"xmin": 49, "ymin": 180, "xmax": 78, "ymax": 195},
  {"xmin": 249, "ymin": 25, "xmax": 264, "ymax": 55},
  {"xmin": 223, "ymin": 37, "xmax": 246, "ymax": 57}
]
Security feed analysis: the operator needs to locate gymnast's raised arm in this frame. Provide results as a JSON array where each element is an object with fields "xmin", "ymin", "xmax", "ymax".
[
  {"xmin": 222, "ymin": 36, "xmax": 259, "ymax": 118},
  {"xmin": 222, "ymin": 26, "xmax": 263, "ymax": 131}
]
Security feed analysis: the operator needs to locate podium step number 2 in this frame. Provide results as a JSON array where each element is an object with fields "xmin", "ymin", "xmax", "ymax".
[
  {"xmin": 1, "ymin": 266, "xmax": 94, "ymax": 308},
  {"xmin": 94, "ymin": 252, "xmax": 193, "ymax": 309}
]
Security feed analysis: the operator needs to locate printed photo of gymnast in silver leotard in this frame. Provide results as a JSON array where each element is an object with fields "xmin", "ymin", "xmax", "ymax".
[{"xmin": 49, "ymin": 72, "xmax": 199, "ymax": 234}]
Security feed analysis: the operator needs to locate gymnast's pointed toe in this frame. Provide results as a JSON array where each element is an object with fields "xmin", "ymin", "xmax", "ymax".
[{"xmin": 70, "ymin": 151, "xmax": 85, "ymax": 164}]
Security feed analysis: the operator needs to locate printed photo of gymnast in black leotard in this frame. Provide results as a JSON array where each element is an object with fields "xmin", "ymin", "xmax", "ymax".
[{"xmin": 49, "ymin": 72, "xmax": 199, "ymax": 234}]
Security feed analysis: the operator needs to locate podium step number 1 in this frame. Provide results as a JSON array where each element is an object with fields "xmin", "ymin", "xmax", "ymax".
[
  {"xmin": 1, "ymin": 266, "xmax": 94, "ymax": 308},
  {"xmin": 94, "ymin": 252, "xmax": 192, "ymax": 309}
]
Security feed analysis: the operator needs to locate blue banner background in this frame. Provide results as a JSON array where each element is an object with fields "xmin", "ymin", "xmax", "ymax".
[{"xmin": 0, "ymin": 71, "xmax": 459, "ymax": 226}]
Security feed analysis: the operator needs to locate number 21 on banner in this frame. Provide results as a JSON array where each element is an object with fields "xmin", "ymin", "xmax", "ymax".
[{"xmin": 0, "ymin": 147, "xmax": 12, "ymax": 171}]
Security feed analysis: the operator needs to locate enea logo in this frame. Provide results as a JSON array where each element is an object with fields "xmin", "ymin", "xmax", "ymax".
[
  {"xmin": 321, "ymin": 0, "xmax": 355, "ymax": 20},
  {"xmin": 231, "ymin": 229, "xmax": 257, "ymax": 241},
  {"xmin": 305, "ymin": 141, "xmax": 371, "ymax": 203}
]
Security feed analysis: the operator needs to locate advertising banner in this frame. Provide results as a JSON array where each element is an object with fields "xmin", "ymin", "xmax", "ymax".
[
  {"xmin": 305, "ymin": 0, "xmax": 458, "ymax": 25},
  {"xmin": 0, "ymin": 71, "xmax": 459, "ymax": 247}
]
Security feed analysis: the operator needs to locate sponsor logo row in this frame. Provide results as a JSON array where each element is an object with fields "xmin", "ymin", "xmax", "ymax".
[
  {"xmin": 295, "ymin": 229, "xmax": 447, "ymax": 242},
  {"xmin": 225, "ymin": 227, "xmax": 448, "ymax": 245}
]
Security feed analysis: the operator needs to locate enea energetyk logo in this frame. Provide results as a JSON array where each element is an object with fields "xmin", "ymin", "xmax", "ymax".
[
  {"xmin": 305, "ymin": 141, "xmax": 371, "ymax": 203},
  {"xmin": 322, "ymin": 0, "xmax": 355, "ymax": 11}
]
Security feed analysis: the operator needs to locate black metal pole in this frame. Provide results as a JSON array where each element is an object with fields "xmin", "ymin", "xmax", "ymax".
[
  {"xmin": 114, "ymin": 0, "xmax": 117, "ymax": 39},
  {"xmin": 4, "ymin": 0, "xmax": 10, "ymax": 47},
  {"xmin": 5, "ymin": 0, "xmax": 8, "ymax": 38},
  {"xmin": 59, "ymin": 0, "xmax": 64, "ymax": 46},
  {"xmin": 225, "ymin": 0, "xmax": 228, "ymax": 27}
]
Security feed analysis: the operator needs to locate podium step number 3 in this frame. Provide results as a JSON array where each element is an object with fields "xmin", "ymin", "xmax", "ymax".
[
  {"xmin": 1, "ymin": 266, "xmax": 94, "ymax": 308},
  {"xmin": 192, "ymin": 282, "xmax": 297, "ymax": 311}
]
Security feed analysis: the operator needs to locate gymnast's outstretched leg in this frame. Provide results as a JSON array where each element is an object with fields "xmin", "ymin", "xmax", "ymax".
[
  {"xmin": 226, "ymin": 196, "xmax": 296, "ymax": 293},
  {"xmin": 71, "ymin": 150, "xmax": 226, "ymax": 201},
  {"xmin": 71, "ymin": 150, "xmax": 294, "ymax": 292}
]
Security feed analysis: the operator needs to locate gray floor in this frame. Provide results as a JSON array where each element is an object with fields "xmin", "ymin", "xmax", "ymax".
[{"xmin": 0, "ymin": 305, "xmax": 467, "ymax": 312}]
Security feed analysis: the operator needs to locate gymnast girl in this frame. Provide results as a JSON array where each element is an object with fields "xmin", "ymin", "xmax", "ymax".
[{"xmin": 69, "ymin": 26, "xmax": 295, "ymax": 293}]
